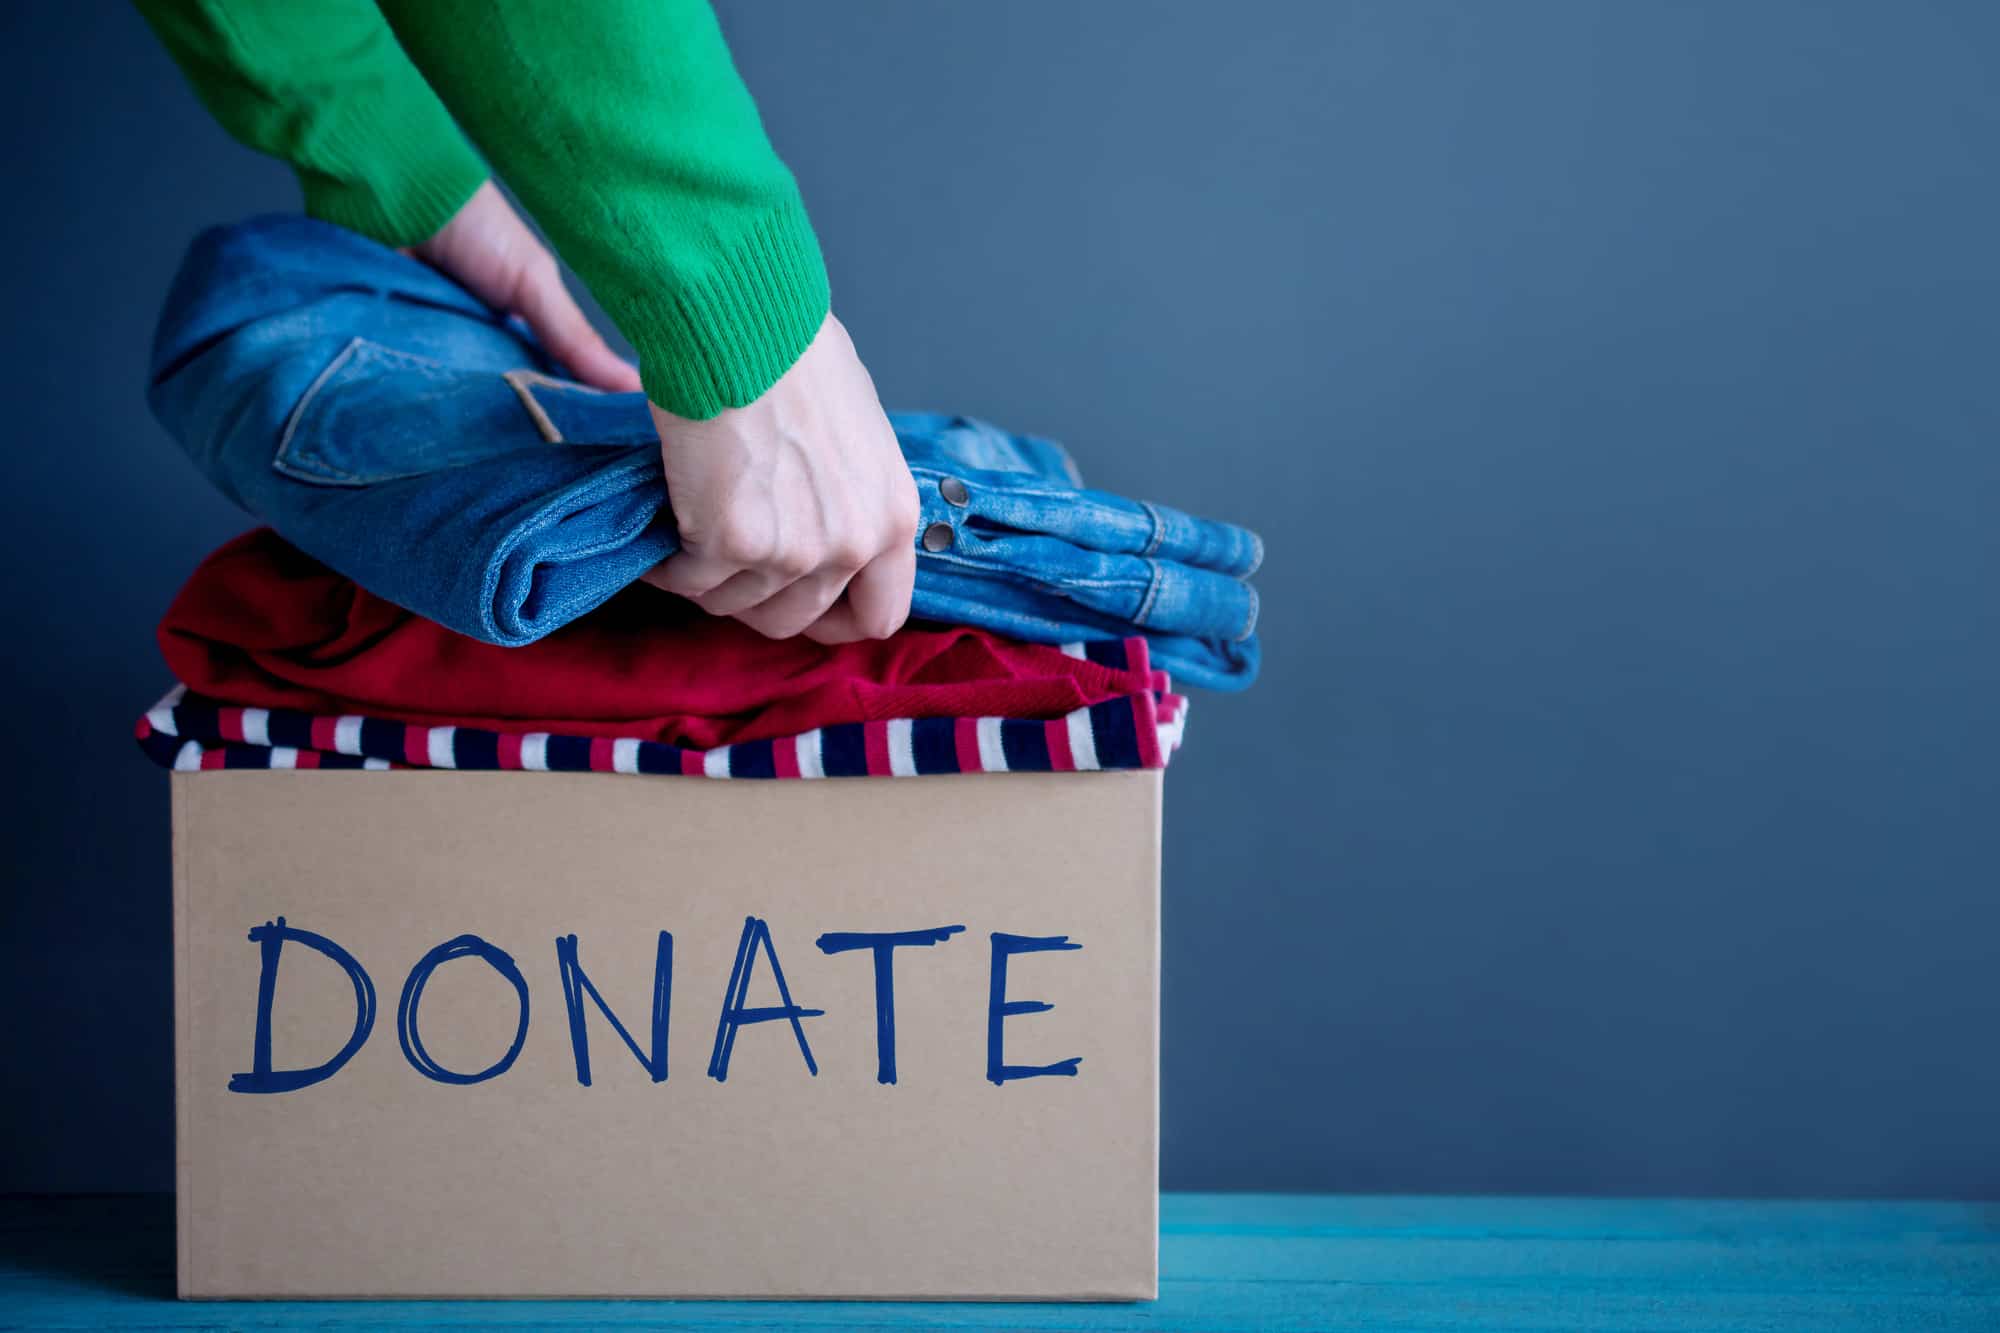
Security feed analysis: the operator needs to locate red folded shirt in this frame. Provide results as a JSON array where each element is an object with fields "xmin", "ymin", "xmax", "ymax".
[{"xmin": 160, "ymin": 529, "xmax": 1168, "ymax": 751}]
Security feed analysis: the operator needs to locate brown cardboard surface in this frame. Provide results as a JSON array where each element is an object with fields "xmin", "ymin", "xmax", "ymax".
[{"xmin": 171, "ymin": 769, "xmax": 1160, "ymax": 1300}]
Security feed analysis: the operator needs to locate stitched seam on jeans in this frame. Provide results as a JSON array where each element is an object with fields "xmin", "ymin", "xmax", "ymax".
[
  {"xmin": 272, "ymin": 337, "xmax": 365, "ymax": 481},
  {"xmin": 917, "ymin": 549, "xmax": 1150, "ymax": 591},
  {"xmin": 1133, "ymin": 560, "xmax": 1163, "ymax": 628},
  {"xmin": 1139, "ymin": 500, "xmax": 1166, "ymax": 558},
  {"xmin": 923, "ymin": 553, "xmax": 1149, "ymax": 591},
  {"xmin": 1235, "ymin": 582, "xmax": 1259, "ymax": 642}
]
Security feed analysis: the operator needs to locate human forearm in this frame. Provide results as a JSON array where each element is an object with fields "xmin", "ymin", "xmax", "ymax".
[{"xmin": 376, "ymin": 0, "xmax": 830, "ymax": 418}]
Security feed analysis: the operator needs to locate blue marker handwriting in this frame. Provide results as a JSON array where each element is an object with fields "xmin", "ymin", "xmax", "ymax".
[{"xmin": 231, "ymin": 917, "xmax": 1083, "ymax": 1093}]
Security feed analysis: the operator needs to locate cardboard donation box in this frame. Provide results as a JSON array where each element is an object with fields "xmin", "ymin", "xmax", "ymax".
[{"xmin": 172, "ymin": 767, "xmax": 1160, "ymax": 1300}]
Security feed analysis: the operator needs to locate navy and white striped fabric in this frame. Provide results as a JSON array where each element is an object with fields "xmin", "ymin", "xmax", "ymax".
[{"xmin": 137, "ymin": 678, "xmax": 1187, "ymax": 781}]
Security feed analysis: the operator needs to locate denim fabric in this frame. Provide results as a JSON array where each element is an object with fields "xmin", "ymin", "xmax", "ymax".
[{"xmin": 148, "ymin": 217, "xmax": 1262, "ymax": 688}]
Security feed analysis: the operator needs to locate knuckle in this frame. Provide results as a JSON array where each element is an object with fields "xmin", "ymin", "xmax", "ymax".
[
  {"xmin": 507, "ymin": 250, "xmax": 560, "ymax": 306},
  {"xmin": 746, "ymin": 609, "xmax": 809, "ymax": 642},
  {"xmin": 860, "ymin": 598, "xmax": 909, "ymax": 641},
  {"xmin": 712, "ymin": 518, "xmax": 776, "ymax": 566},
  {"xmin": 654, "ymin": 557, "xmax": 707, "ymax": 597},
  {"xmin": 827, "ymin": 535, "xmax": 874, "ymax": 569},
  {"xmin": 770, "ymin": 544, "xmax": 819, "ymax": 579}
]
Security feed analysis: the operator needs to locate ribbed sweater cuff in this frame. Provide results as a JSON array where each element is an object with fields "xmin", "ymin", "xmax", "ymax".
[
  {"xmin": 297, "ymin": 116, "xmax": 488, "ymax": 250},
  {"xmin": 616, "ymin": 200, "xmax": 832, "ymax": 420}
]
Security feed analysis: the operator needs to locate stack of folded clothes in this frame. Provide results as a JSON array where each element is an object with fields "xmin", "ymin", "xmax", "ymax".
[
  {"xmin": 135, "ymin": 218, "xmax": 1261, "ymax": 779},
  {"xmin": 138, "ymin": 530, "xmax": 1186, "ymax": 778}
]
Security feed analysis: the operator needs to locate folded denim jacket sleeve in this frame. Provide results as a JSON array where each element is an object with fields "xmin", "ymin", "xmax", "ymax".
[{"xmin": 903, "ymin": 463, "xmax": 1261, "ymax": 644}]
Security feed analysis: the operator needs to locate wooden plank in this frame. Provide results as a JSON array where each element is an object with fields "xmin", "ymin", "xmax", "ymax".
[{"xmin": 2, "ymin": 1194, "xmax": 1995, "ymax": 1330}]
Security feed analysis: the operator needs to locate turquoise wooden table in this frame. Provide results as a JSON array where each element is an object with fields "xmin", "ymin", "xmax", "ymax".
[{"xmin": 3, "ymin": 1194, "xmax": 1995, "ymax": 1330}]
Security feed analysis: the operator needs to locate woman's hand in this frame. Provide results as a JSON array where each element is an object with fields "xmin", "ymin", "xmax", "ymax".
[
  {"xmin": 642, "ymin": 314, "xmax": 920, "ymax": 644},
  {"xmin": 417, "ymin": 186, "xmax": 916, "ymax": 643},
  {"xmin": 407, "ymin": 181, "xmax": 642, "ymax": 393}
]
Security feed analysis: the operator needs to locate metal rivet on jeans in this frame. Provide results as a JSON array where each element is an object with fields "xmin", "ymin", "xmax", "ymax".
[
  {"xmin": 939, "ymin": 476, "xmax": 969, "ymax": 507},
  {"xmin": 921, "ymin": 521, "xmax": 955, "ymax": 553}
]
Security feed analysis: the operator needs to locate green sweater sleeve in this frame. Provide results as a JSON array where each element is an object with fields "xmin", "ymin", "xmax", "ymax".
[
  {"xmin": 133, "ymin": 0, "xmax": 488, "ymax": 246},
  {"xmin": 375, "ymin": 0, "xmax": 830, "ymax": 417},
  {"xmin": 139, "ymin": 0, "xmax": 830, "ymax": 417}
]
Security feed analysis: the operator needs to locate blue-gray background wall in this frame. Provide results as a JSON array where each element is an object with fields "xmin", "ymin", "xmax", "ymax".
[{"xmin": 3, "ymin": 0, "xmax": 1994, "ymax": 1197}]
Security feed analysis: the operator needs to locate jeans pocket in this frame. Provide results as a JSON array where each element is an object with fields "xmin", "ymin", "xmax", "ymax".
[{"xmin": 271, "ymin": 338, "xmax": 555, "ymax": 487}]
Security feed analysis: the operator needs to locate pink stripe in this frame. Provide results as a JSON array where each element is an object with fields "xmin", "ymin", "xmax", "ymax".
[
  {"xmin": 773, "ymin": 737, "xmax": 800, "ymax": 779},
  {"xmin": 679, "ymin": 748, "xmax": 704, "ymax": 776},
  {"xmin": 954, "ymin": 716, "xmax": 982, "ymax": 773},
  {"xmin": 402, "ymin": 725, "xmax": 428, "ymax": 766},
  {"xmin": 1044, "ymin": 717, "xmax": 1076, "ymax": 772},
  {"xmin": 863, "ymin": 721, "xmax": 891, "ymax": 776},
  {"xmin": 588, "ymin": 736, "xmax": 614, "ymax": 771},
  {"xmin": 310, "ymin": 716, "xmax": 338, "ymax": 751},
  {"xmin": 497, "ymin": 733, "xmax": 523, "ymax": 769},
  {"xmin": 1131, "ymin": 693, "xmax": 1164, "ymax": 769},
  {"xmin": 295, "ymin": 749, "xmax": 322, "ymax": 769},
  {"xmin": 134, "ymin": 717, "xmax": 152, "ymax": 740},
  {"xmin": 1124, "ymin": 637, "xmax": 1152, "ymax": 677},
  {"xmin": 199, "ymin": 748, "xmax": 226, "ymax": 771},
  {"xmin": 217, "ymin": 707, "xmax": 245, "ymax": 743}
]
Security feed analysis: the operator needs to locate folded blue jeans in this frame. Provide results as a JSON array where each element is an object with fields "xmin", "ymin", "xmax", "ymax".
[{"xmin": 148, "ymin": 217, "xmax": 1262, "ymax": 689}]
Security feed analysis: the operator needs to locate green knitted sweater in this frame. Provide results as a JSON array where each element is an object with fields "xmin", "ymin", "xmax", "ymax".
[{"xmin": 135, "ymin": 0, "xmax": 828, "ymax": 418}]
